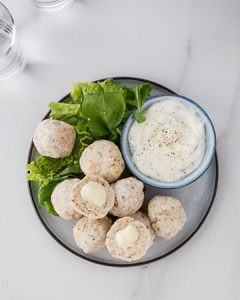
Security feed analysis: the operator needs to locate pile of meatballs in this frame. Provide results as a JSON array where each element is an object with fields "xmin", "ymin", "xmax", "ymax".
[{"xmin": 34, "ymin": 119, "xmax": 187, "ymax": 262}]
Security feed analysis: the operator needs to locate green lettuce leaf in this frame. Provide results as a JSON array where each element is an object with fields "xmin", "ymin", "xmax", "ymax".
[
  {"xmin": 123, "ymin": 82, "xmax": 152, "ymax": 123},
  {"xmin": 38, "ymin": 164, "xmax": 83, "ymax": 216},
  {"xmin": 70, "ymin": 81, "xmax": 104, "ymax": 104},
  {"xmin": 99, "ymin": 78, "xmax": 123, "ymax": 93},
  {"xmin": 48, "ymin": 102, "xmax": 81, "ymax": 123},
  {"xmin": 26, "ymin": 161, "xmax": 42, "ymax": 182},
  {"xmin": 70, "ymin": 78, "xmax": 123, "ymax": 103},
  {"xmin": 82, "ymin": 92, "xmax": 126, "ymax": 137},
  {"xmin": 70, "ymin": 79, "xmax": 151, "ymax": 124},
  {"xmin": 75, "ymin": 119, "xmax": 95, "ymax": 152}
]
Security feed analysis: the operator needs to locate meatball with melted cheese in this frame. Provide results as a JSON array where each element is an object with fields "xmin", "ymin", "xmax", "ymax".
[
  {"xmin": 148, "ymin": 195, "xmax": 186, "ymax": 239},
  {"xmin": 106, "ymin": 217, "xmax": 150, "ymax": 262},
  {"xmin": 73, "ymin": 216, "xmax": 112, "ymax": 253},
  {"xmin": 33, "ymin": 119, "xmax": 76, "ymax": 158},
  {"xmin": 109, "ymin": 177, "xmax": 144, "ymax": 217},
  {"xmin": 130, "ymin": 211, "xmax": 155, "ymax": 248},
  {"xmin": 51, "ymin": 178, "xmax": 83, "ymax": 220},
  {"xmin": 80, "ymin": 140, "xmax": 125, "ymax": 183},
  {"xmin": 71, "ymin": 175, "xmax": 115, "ymax": 219}
]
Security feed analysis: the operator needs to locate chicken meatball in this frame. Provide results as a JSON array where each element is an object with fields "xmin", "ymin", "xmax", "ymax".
[
  {"xmin": 148, "ymin": 195, "xmax": 187, "ymax": 239},
  {"xmin": 51, "ymin": 178, "xmax": 83, "ymax": 220},
  {"xmin": 33, "ymin": 119, "xmax": 76, "ymax": 158},
  {"xmin": 130, "ymin": 211, "xmax": 155, "ymax": 248},
  {"xmin": 80, "ymin": 140, "xmax": 125, "ymax": 183},
  {"xmin": 73, "ymin": 216, "xmax": 112, "ymax": 253},
  {"xmin": 106, "ymin": 217, "xmax": 150, "ymax": 262},
  {"xmin": 71, "ymin": 175, "xmax": 115, "ymax": 219},
  {"xmin": 109, "ymin": 177, "xmax": 144, "ymax": 217}
]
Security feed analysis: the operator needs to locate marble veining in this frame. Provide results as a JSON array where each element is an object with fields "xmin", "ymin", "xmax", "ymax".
[
  {"xmin": 1, "ymin": 0, "xmax": 240, "ymax": 299},
  {"xmin": 177, "ymin": 37, "xmax": 193, "ymax": 94}
]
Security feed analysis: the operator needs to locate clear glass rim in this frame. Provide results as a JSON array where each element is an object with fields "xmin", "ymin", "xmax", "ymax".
[
  {"xmin": 30, "ymin": 0, "xmax": 73, "ymax": 12},
  {"xmin": 0, "ymin": 2, "xmax": 14, "ymax": 25},
  {"xmin": 0, "ymin": 2, "xmax": 15, "ymax": 60}
]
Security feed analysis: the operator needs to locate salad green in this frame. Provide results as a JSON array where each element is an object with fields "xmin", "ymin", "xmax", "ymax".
[{"xmin": 26, "ymin": 78, "xmax": 152, "ymax": 216}]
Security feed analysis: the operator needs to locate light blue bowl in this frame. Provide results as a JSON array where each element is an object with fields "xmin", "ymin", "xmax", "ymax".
[{"xmin": 121, "ymin": 94, "xmax": 216, "ymax": 189}]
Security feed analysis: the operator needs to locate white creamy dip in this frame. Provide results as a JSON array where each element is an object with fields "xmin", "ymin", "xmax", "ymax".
[{"xmin": 128, "ymin": 98, "xmax": 206, "ymax": 182}]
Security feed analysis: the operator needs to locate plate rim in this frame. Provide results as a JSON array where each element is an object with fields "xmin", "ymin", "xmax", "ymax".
[{"xmin": 26, "ymin": 76, "xmax": 219, "ymax": 267}]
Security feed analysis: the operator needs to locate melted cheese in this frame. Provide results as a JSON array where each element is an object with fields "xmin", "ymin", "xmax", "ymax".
[
  {"xmin": 81, "ymin": 181, "xmax": 106, "ymax": 207},
  {"xmin": 116, "ymin": 225, "xmax": 139, "ymax": 248}
]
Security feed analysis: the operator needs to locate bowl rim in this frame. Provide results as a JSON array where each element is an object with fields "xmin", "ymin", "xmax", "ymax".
[
  {"xmin": 120, "ymin": 94, "xmax": 217, "ymax": 189},
  {"xmin": 26, "ymin": 76, "xmax": 218, "ymax": 267}
]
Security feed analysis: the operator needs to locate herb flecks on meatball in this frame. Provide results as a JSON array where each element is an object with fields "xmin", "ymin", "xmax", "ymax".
[
  {"xmin": 80, "ymin": 140, "xmax": 125, "ymax": 183},
  {"xmin": 148, "ymin": 195, "xmax": 186, "ymax": 239},
  {"xmin": 109, "ymin": 177, "xmax": 144, "ymax": 217},
  {"xmin": 106, "ymin": 217, "xmax": 150, "ymax": 262},
  {"xmin": 33, "ymin": 119, "xmax": 76, "ymax": 158},
  {"xmin": 73, "ymin": 216, "xmax": 112, "ymax": 253},
  {"xmin": 51, "ymin": 178, "xmax": 83, "ymax": 220},
  {"xmin": 71, "ymin": 175, "xmax": 115, "ymax": 219}
]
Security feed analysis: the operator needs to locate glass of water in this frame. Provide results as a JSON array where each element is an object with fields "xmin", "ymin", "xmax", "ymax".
[
  {"xmin": 30, "ymin": 0, "xmax": 74, "ymax": 12},
  {"xmin": 0, "ymin": 3, "xmax": 25, "ymax": 80}
]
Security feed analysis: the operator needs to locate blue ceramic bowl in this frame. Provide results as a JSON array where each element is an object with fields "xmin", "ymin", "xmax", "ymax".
[{"xmin": 121, "ymin": 94, "xmax": 216, "ymax": 189}]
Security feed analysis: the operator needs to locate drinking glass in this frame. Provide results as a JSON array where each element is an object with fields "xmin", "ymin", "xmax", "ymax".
[
  {"xmin": 0, "ymin": 2, "xmax": 25, "ymax": 80},
  {"xmin": 30, "ymin": 0, "xmax": 74, "ymax": 12}
]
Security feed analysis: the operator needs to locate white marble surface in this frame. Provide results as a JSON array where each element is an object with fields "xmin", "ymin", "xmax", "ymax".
[{"xmin": 1, "ymin": 0, "xmax": 240, "ymax": 299}]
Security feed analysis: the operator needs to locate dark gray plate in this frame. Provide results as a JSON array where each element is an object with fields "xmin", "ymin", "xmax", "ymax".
[{"xmin": 27, "ymin": 77, "xmax": 218, "ymax": 267}]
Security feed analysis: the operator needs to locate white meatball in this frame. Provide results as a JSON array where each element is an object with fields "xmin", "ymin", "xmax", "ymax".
[
  {"xmin": 80, "ymin": 140, "xmax": 125, "ymax": 183},
  {"xmin": 130, "ymin": 211, "xmax": 155, "ymax": 248},
  {"xmin": 71, "ymin": 175, "xmax": 115, "ymax": 219},
  {"xmin": 148, "ymin": 196, "xmax": 187, "ymax": 239},
  {"xmin": 73, "ymin": 216, "xmax": 112, "ymax": 253},
  {"xmin": 109, "ymin": 177, "xmax": 144, "ymax": 217},
  {"xmin": 33, "ymin": 119, "xmax": 76, "ymax": 158},
  {"xmin": 106, "ymin": 217, "xmax": 150, "ymax": 262},
  {"xmin": 51, "ymin": 178, "xmax": 83, "ymax": 220}
]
